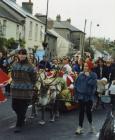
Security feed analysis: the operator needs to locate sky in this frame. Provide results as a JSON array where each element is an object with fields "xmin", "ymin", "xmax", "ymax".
[{"xmin": 16, "ymin": 0, "xmax": 115, "ymax": 40}]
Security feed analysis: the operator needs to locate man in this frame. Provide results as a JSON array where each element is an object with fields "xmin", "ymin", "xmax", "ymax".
[
  {"xmin": 10, "ymin": 49, "xmax": 37, "ymax": 133},
  {"xmin": 39, "ymin": 56, "xmax": 51, "ymax": 70}
]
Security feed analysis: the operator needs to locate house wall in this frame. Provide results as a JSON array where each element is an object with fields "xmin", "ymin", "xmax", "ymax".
[
  {"xmin": 0, "ymin": 17, "xmax": 23, "ymax": 40},
  {"xmin": 0, "ymin": 1, "xmax": 45, "ymax": 53},
  {"xmin": 49, "ymin": 29, "xmax": 74, "ymax": 57},
  {"xmin": 54, "ymin": 26, "xmax": 84, "ymax": 53},
  {"xmin": 56, "ymin": 35, "xmax": 73, "ymax": 57},
  {"xmin": 0, "ymin": 1, "xmax": 25, "ymax": 22},
  {"xmin": 54, "ymin": 28, "xmax": 71, "ymax": 41},
  {"xmin": 45, "ymin": 35, "xmax": 57, "ymax": 60},
  {"xmin": 24, "ymin": 17, "xmax": 45, "ymax": 51},
  {"xmin": 71, "ymin": 32, "xmax": 85, "ymax": 50}
]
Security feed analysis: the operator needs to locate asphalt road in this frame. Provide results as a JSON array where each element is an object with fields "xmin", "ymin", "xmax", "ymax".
[{"xmin": 0, "ymin": 97, "xmax": 108, "ymax": 140}]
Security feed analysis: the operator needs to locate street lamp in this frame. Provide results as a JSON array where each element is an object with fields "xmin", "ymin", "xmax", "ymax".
[{"xmin": 42, "ymin": 0, "xmax": 49, "ymax": 50}]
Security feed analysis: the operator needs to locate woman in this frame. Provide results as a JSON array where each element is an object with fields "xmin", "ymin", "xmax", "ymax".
[
  {"xmin": 0, "ymin": 69, "xmax": 10, "ymax": 103},
  {"xmin": 74, "ymin": 62, "xmax": 97, "ymax": 134},
  {"xmin": 10, "ymin": 49, "xmax": 37, "ymax": 133}
]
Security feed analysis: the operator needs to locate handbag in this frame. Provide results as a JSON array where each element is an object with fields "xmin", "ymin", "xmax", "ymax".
[{"xmin": 101, "ymin": 95, "xmax": 111, "ymax": 103}]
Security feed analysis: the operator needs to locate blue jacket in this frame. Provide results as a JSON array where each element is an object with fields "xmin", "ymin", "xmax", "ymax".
[
  {"xmin": 72, "ymin": 64, "xmax": 81, "ymax": 73},
  {"xmin": 74, "ymin": 72, "xmax": 97, "ymax": 101}
]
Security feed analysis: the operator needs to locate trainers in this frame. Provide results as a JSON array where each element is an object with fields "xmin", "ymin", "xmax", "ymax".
[
  {"xmin": 50, "ymin": 118, "xmax": 55, "ymax": 122},
  {"xmin": 39, "ymin": 120, "xmax": 46, "ymax": 125},
  {"xmin": 75, "ymin": 126, "xmax": 83, "ymax": 134},
  {"xmin": 89, "ymin": 124, "xmax": 96, "ymax": 133}
]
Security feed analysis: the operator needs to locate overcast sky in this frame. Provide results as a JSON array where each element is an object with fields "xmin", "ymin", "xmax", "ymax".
[{"xmin": 17, "ymin": 0, "xmax": 115, "ymax": 40}]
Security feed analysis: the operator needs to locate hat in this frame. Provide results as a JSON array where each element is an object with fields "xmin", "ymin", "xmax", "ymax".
[
  {"xmin": 18, "ymin": 49, "xmax": 27, "ymax": 55},
  {"xmin": 101, "ymin": 77, "xmax": 107, "ymax": 82}
]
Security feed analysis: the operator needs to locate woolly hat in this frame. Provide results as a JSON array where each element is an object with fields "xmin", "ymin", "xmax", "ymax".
[{"xmin": 86, "ymin": 61, "xmax": 94, "ymax": 70}]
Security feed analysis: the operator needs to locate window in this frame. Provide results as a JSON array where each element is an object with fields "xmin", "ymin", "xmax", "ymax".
[
  {"xmin": 40, "ymin": 26, "xmax": 43, "ymax": 41},
  {"xmin": 16, "ymin": 24, "xmax": 19, "ymax": 40},
  {"xmin": 2, "ymin": 20, "xmax": 7, "ymax": 36},
  {"xmin": 29, "ymin": 21, "xmax": 33, "ymax": 39},
  {"xmin": 0, "ymin": 21, "xmax": 2, "ymax": 36},
  {"xmin": 35, "ymin": 24, "xmax": 38, "ymax": 41},
  {"xmin": 67, "ymin": 33, "xmax": 70, "ymax": 40}
]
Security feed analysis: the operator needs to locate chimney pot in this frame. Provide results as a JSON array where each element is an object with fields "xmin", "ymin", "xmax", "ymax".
[
  {"xmin": 56, "ymin": 15, "xmax": 61, "ymax": 22},
  {"xmin": 22, "ymin": 1, "xmax": 33, "ymax": 14},
  {"xmin": 67, "ymin": 18, "xmax": 71, "ymax": 24},
  {"xmin": 10, "ymin": 0, "xmax": 16, "ymax": 2}
]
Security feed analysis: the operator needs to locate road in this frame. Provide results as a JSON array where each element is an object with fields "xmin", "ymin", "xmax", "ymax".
[{"xmin": 0, "ymin": 97, "xmax": 108, "ymax": 140}]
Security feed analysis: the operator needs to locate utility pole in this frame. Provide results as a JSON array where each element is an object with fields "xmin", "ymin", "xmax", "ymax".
[
  {"xmin": 89, "ymin": 21, "xmax": 92, "ymax": 47},
  {"xmin": 42, "ymin": 0, "xmax": 49, "ymax": 51},
  {"xmin": 81, "ymin": 19, "xmax": 87, "ymax": 58}
]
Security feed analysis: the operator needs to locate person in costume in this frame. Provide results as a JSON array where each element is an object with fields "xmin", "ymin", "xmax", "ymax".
[{"xmin": 0, "ymin": 69, "xmax": 10, "ymax": 103}]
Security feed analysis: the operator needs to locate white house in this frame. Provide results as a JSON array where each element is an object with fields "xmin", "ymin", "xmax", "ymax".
[
  {"xmin": 49, "ymin": 29, "xmax": 74, "ymax": 57},
  {"xmin": 0, "ymin": 0, "xmax": 45, "ymax": 52}
]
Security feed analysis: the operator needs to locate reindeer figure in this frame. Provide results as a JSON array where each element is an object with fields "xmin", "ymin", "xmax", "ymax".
[{"xmin": 31, "ymin": 70, "xmax": 62, "ymax": 125}]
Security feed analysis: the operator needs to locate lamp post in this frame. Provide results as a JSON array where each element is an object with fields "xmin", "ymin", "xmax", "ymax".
[{"xmin": 42, "ymin": 0, "xmax": 49, "ymax": 50}]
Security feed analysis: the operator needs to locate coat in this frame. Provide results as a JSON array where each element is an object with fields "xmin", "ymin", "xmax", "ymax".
[
  {"xmin": 0, "ymin": 69, "xmax": 10, "ymax": 102},
  {"xmin": 74, "ymin": 72, "xmax": 97, "ymax": 101}
]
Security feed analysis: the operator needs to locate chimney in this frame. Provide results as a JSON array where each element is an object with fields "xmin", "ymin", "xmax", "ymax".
[
  {"xmin": 35, "ymin": 13, "xmax": 46, "ymax": 23},
  {"xmin": 35, "ymin": 13, "xmax": 54, "ymax": 29},
  {"xmin": 22, "ymin": 0, "xmax": 33, "ymax": 14},
  {"xmin": 47, "ymin": 20, "xmax": 54, "ymax": 29},
  {"xmin": 56, "ymin": 15, "xmax": 61, "ymax": 22},
  {"xmin": 67, "ymin": 18, "xmax": 71, "ymax": 24}
]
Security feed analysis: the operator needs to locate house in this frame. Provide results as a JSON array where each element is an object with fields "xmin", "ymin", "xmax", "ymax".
[
  {"xmin": 48, "ymin": 29, "xmax": 74, "ymax": 57},
  {"xmin": 45, "ymin": 30, "xmax": 57, "ymax": 59},
  {"xmin": 0, "ymin": 0, "xmax": 45, "ymax": 52},
  {"xmin": 0, "ymin": 2, "xmax": 23, "ymax": 40},
  {"xmin": 52, "ymin": 15, "xmax": 85, "ymax": 51},
  {"xmin": 35, "ymin": 14, "xmax": 74, "ymax": 57}
]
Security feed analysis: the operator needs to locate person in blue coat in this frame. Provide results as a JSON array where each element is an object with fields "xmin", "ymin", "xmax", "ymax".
[{"xmin": 74, "ymin": 62, "xmax": 97, "ymax": 134}]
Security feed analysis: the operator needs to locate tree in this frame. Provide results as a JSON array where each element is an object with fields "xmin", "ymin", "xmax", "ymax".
[
  {"xmin": 84, "ymin": 38, "xmax": 95, "ymax": 59},
  {"xmin": 18, "ymin": 39, "xmax": 26, "ymax": 48},
  {"xmin": 0, "ymin": 37, "xmax": 26, "ymax": 52}
]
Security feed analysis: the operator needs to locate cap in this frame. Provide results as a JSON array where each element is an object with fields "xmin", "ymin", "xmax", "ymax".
[{"xmin": 18, "ymin": 49, "xmax": 27, "ymax": 55}]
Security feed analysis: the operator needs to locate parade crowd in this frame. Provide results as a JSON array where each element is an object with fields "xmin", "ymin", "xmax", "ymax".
[{"xmin": 0, "ymin": 48, "xmax": 115, "ymax": 135}]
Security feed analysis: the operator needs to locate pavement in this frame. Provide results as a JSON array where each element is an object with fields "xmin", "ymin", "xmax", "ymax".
[{"xmin": 0, "ymin": 97, "xmax": 108, "ymax": 140}]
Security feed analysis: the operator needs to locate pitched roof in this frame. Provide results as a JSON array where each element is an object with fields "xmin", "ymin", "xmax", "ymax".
[
  {"xmin": 53, "ymin": 21, "xmax": 83, "ymax": 33},
  {"xmin": 2, "ymin": 0, "xmax": 44, "ymax": 24},
  {"xmin": 0, "ymin": 6, "xmax": 21, "ymax": 23},
  {"xmin": 47, "ymin": 30, "xmax": 57, "ymax": 38}
]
